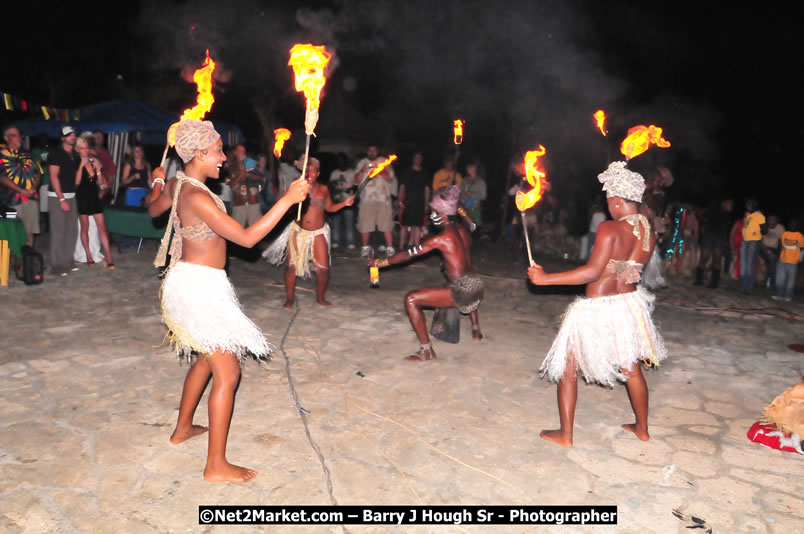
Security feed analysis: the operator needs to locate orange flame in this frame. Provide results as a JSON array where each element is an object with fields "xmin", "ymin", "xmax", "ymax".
[
  {"xmin": 515, "ymin": 146, "xmax": 547, "ymax": 212},
  {"xmin": 620, "ymin": 125, "xmax": 671, "ymax": 160},
  {"xmin": 273, "ymin": 128, "xmax": 291, "ymax": 158},
  {"xmin": 168, "ymin": 50, "xmax": 216, "ymax": 146},
  {"xmin": 594, "ymin": 110, "xmax": 607, "ymax": 136},
  {"xmin": 368, "ymin": 155, "xmax": 397, "ymax": 178},
  {"xmin": 288, "ymin": 44, "xmax": 332, "ymax": 111},
  {"xmin": 453, "ymin": 119, "xmax": 465, "ymax": 144}
]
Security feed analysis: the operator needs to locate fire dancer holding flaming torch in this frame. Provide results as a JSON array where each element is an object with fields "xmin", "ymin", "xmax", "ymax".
[
  {"xmin": 527, "ymin": 129, "xmax": 670, "ymax": 448},
  {"xmin": 370, "ymin": 185, "xmax": 483, "ymax": 362},
  {"xmin": 263, "ymin": 157, "xmax": 355, "ymax": 308},
  {"xmin": 144, "ymin": 120, "xmax": 309, "ymax": 482}
]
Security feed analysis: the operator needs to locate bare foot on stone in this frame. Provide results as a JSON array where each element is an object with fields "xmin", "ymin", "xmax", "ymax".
[
  {"xmin": 204, "ymin": 462, "xmax": 258, "ymax": 482},
  {"xmin": 621, "ymin": 423, "xmax": 650, "ymax": 441},
  {"xmin": 316, "ymin": 298, "xmax": 333, "ymax": 307},
  {"xmin": 169, "ymin": 425, "xmax": 208, "ymax": 444},
  {"xmin": 540, "ymin": 429, "xmax": 573, "ymax": 447},
  {"xmin": 472, "ymin": 329, "xmax": 483, "ymax": 341},
  {"xmin": 282, "ymin": 299, "xmax": 294, "ymax": 309}
]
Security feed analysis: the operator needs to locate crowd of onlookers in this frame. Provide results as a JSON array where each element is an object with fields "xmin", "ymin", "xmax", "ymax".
[{"xmin": 2, "ymin": 124, "xmax": 801, "ymax": 301}]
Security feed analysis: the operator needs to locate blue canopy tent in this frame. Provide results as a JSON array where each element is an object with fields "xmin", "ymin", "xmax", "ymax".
[{"xmin": 16, "ymin": 99, "xmax": 244, "ymax": 200}]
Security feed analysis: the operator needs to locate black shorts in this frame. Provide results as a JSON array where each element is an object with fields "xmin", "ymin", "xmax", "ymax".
[{"xmin": 701, "ymin": 233, "xmax": 728, "ymax": 251}]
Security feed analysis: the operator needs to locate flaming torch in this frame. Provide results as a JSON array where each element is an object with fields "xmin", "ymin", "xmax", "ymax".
[
  {"xmin": 620, "ymin": 124, "xmax": 670, "ymax": 160},
  {"xmin": 593, "ymin": 110, "xmax": 607, "ymax": 136},
  {"xmin": 453, "ymin": 119, "xmax": 465, "ymax": 144},
  {"xmin": 515, "ymin": 146, "xmax": 547, "ymax": 266},
  {"xmin": 161, "ymin": 50, "xmax": 217, "ymax": 167},
  {"xmin": 273, "ymin": 128, "xmax": 291, "ymax": 158},
  {"xmin": 356, "ymin": 155, "xmax": 397, "ymax": 196},
  {"xmin": 288, "ymin": 43, "xmax": 332, "ymax": 219}
]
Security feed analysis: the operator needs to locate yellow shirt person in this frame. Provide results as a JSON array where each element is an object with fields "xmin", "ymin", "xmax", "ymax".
[
  {"xmin": 742, "ymin": 211, "xmax": 766, "ymax": 241},
  {"xmin": 432, "ymin": 168, "xmax": 462, "ymax": 191},
  {"xmin": 779, "ymin": 231, "xmax": 804, "ymax": 264}
]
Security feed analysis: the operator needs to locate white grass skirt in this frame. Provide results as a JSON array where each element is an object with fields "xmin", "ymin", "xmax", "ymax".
[
  {"xmin": 160, "ymin": 262, "xmax": 274, "ymax": 362},
  {"xmin": 540, "ymin": 286, "xmax": 667, "ymax": 387}
]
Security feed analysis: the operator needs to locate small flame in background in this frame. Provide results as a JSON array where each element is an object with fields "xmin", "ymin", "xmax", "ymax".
[
  {"xmin": 288, "ymin": 44, "xmax": 332, "ymax": 111},
  {"xmin": 273, "ymin": 128, "xmax": 291, "ymax": 158},
  {"xmin": 168, "ymin": 50, "xmax": 216, "ymax": 146},
  {"xmin": 453, "ymin": 119, "xmax": 465, "ymax": 144},
  {"xmin": 515, "ymin": 146, "xmax": 547, "ymax": 211},
  {"xmin": 620, "ymin": 125, "xmax": 671, "ymax": 160},
  {"xmin": 594, "ymin": 110, "xmax": 607, "ymax": 136},
  {"xmin": 368, "ymin": 155, "xmax": 397, "ymax": 178}
]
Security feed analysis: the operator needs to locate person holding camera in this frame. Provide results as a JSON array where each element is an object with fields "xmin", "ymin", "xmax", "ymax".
[{"xmin": 75, "ymin": 132, "xmax": 115, "ymax": 269}]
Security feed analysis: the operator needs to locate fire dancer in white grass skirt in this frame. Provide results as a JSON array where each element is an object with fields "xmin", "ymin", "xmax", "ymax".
[
  {"xmin": 145, "ymin": 119, "xmax": 309, "ymax": 482},
  {"xmin": 528, "ymin": 161, "xmax": 668, "ymax": 447}
]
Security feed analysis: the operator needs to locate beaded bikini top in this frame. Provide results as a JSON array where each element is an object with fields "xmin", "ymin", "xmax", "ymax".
[
  {"xmin": 154, "ymin": 172, "xmax": 226, "ymax": 268},
  {"xmin": 606, "ymin": 214, "xmax": 652, "ymax": 284}
]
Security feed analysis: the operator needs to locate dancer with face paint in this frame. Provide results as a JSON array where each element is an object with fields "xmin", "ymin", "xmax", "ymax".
[
  {"xmin": 145, "ymin": 120, "xmax": 309, "ymax": 482},
  {"xmin": 370, "ymin": 185, "xmax": 483, "ymax": 361}
]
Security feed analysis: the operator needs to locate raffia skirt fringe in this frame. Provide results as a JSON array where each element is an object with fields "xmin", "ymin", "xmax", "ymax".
[
  {"xmin": 160, "ymin": 262, "xmax": 274, "ymax": 362},
  {"xmin": 262, "ymin": 222, "xmax": 330, "ymax": 278},
  {"xmin": 540, "ymin": 286, "xmax": 667, "ymax": 387}
]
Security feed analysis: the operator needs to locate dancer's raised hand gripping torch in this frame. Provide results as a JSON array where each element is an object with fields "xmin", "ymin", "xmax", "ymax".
[
  {"xmin": 288, "ymin": 44, "xmax": 332, "ymax": 220},
  {"xmin": 515, "ymin": 146, "xmax": 547, "ymax": 267}
]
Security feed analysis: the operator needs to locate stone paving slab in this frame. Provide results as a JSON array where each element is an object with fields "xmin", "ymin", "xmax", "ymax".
[{"xmin": 1, "ymin": 239, "xmax": 802, "ymax": 533}]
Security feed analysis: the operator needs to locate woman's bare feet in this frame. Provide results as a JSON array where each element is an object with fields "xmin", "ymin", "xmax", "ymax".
[
  {"xmin": 472, "ymin": 328, "xmax": 483, "ymax": 341},
  {"xmin": 540, "ymin": 429, "xmax": 573, "ymax": 447},
  {"xmin": 282, "ymin": 299, "xmax": 294, "ymax": 309},
  {"xmin": 316, "ymin": 298, "xmax": 333, "ymax": 307},
  {"xmin": 621, "ymin": 423, "xmax": 650, "ymax": 441},
  {"xmin": 170, "ymin": 424, "xmax": 208, "ymax": 444},
  {"xmin": 404, "ymin": 347, "xmax": 436, "ymax": 362},
  {"xmin": 203, "ymin": 461, "xmax": 258, "ymax": 482}
]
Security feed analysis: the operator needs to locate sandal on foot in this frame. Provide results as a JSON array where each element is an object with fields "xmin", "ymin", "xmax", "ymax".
[{"xmin": 404, "ymin": 347, "xmax": 436, "ymax": 362}]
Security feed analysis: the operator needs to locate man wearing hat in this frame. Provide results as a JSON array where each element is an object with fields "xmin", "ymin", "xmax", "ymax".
[{"xmin": 46, "ymin": 126, "xmax": 81, "ymax": 276}]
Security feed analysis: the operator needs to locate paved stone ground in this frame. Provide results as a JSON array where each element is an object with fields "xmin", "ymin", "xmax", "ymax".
[{"xmin": 1, "ymin": 236, "xmax": 802, "ymax": 534}]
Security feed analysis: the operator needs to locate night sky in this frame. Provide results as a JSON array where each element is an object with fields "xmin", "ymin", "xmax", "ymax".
[{"xmin": 4, "ymin": 1, "xmax": 802, "ymax": 222}]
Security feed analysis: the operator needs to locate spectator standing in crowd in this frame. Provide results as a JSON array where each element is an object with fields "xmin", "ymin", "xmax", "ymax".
[
  {"xmin": 92, "ymin": 131, "xmax": 117, "ymax": 179},
  {"xmin": 252, "ymin": 154, "xmax": 275, "ymax": 214},
  {"xmin": 75, "ymin": 133, "xmax": 115, "ymax": 269},
  {"xmin": 328, "ymin": 152, "xmax": 356, "ymax": 249},
  {"xmin": 432, "ymin": 155, "xmax": 462, "ymax": 191},
  {"xmin": 355, "ymin": 144, "xmax": 396, "ymax": 258},
  {"xmin": 695, "ymin": 197, "xmax": 734, "ymax": 288},
  {"xmin": 759, "ymin": 214, "xmax": 784, "ymax": 289},
  {"xmin": 229, "ymin": 157, "xmax": 261, "ymax": 229},
  {"xmin": 773, "ymin": 218, "xmax": 804, "ymax": 302},
  {"xmin": 47, "ymin": 126, "xmax": 81, "ymax": 276},
  {"xmin": 398, "ymin": 151, "xmax": 430, "ymax": 250},
  {"xmin": 584, "ymin": 195, "xmax": 608, "ymax": 260},
  {"xmin": 120, "ymin": 143, "xmax": 152, "ymax": 206},
  {"xmin": 31, "ymin": 133, "xmax": 50, "ymax": 233},
  {"xmin": 277, "ymin": 144, "xmax": 300, "ymax": 195},
  {"xmin": 459, "ymin": 159, "xmax": 487, "ymax": 225},
  {"xmin": 740, "ymin": 198, "xmax": 767, "ymax": 293},
  {"xmin": 0, "ymin": 125, "xmax": 42, "ymax": 247}
]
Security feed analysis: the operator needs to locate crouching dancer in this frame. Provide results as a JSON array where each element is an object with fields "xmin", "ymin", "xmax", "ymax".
[
  {"xmin": 370, "ymin": 185, "xmax": 483, "ymax": 362},
  {"xmin": 146, "ymin": 120, "xmax": 309, "ymax": 481},
  {"xmin": 528, "ymin": 161, "xmax": 668, "ymax": 447},
  {"xmin": 263, "ymin": 157, "xmax": 355, "ymax": 308}
]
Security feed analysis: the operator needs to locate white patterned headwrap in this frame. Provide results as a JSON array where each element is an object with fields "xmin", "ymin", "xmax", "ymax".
[{"xmin": 598, "ymin": 161, "xmax": 645, "ymax": 203}]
